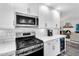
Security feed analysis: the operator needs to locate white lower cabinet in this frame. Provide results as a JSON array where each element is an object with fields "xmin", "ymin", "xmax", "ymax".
[
  {"xmin": 44, "ymin": 40, "xmax": 54, "ymax": 56},
  {"xmin": 53, "ymin": 39, "xmax": 60, "ymax": 55},
  {"xmin": 44, "ymin": 39, "xmax": 60, "ymax": 56}
]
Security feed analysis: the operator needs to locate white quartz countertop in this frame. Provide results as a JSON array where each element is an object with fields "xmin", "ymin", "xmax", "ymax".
[
  {"xmin": 0, "ymin": 41, "xmax": 16, "ymax": 56},
  {"xmin": 36, "ymin": 35, "xmax": 66, "ymax": 42}
]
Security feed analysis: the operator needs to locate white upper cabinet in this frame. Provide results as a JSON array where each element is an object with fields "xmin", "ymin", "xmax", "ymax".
[
  {"xmin": 0, "ymin": 4, "xmax": 15, "ymax": 29},
  {"xmin": 11, "ymin": 3, "xmax": 28, "ymax": 14},
  {"xmin": 0, "ymin": 3, "xmax": 29, "ymax": 29},
  {"xmin": 38, "ymin": 5, "xmax": 60, "ymax": 29},
  {"xmin": 39, "ymin": 5, "xmax": 51, "ymax": 28},
  {"xmin": 39, "ymin": 6, "xmax": 47, "ymax": 28},
  {"xmin": 51, "ymin": 10, "xmax": 60, "ymax": 28},
  {"xmin": 27, "ymin": 3, "xmax": 39, "ymax": 16}
]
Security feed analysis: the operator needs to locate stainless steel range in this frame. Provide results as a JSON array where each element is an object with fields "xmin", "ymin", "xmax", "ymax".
[{"xmin": 16, "ymin": 32, "xmax": 44, "ymax": 56}]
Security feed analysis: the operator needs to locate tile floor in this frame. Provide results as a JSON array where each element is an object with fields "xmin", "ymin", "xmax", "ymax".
[{"xmin": 60, "ymin": 41, "xmax": 79, "ymax": 56}]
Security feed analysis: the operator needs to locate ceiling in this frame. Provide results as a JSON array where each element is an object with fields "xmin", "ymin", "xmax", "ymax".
[{"xmin": 45, "ymin": 3, "xmax": 79, "ymax": 20}]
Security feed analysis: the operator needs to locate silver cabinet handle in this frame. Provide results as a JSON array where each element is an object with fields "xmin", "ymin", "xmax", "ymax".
[
  {"xmin": 52, "ymin": 45, "xmax": 55, "ymax": 50},
  {"xmin": 47, "ymin": 42, "xmax": 50, "ymax": 45}
]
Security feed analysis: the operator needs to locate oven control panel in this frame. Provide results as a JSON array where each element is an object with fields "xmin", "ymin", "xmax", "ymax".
[{"xmin": 16, "ymin": 32, "xmax": 35, "ymax": 38}]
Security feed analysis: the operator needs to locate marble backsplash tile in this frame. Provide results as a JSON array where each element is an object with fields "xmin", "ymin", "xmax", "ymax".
[
  {"xmin": 0, "ymin": 29, "xmax": 15, "ymax": 42},
  {"xmin": 0, "ymin": 29, "xmax": 15, "ymax": 36}
]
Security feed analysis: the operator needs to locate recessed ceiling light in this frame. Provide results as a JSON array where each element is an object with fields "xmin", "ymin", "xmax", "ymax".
[
  {"xmin": 55, "ymin": 7, "xmax": 62, "ymax": 11},
  {"xmin": 52, "ymin": 10, "xmax": 60, "ymax": 17},
  {"xmin": 40, "ymin": 5, "xmax": 49, "ymax": 12}
]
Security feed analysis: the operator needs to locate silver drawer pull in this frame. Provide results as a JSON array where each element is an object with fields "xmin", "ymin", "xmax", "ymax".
[
  {"xmin": 47, "ymin": 43, "xmax": 50, "ymax": 45},
  {"xmin": 52, "ymin": 45, "xmax": 55, "ymax": 50}
]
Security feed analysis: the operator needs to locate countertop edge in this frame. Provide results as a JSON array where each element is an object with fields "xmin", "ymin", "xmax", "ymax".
[{"xmin": 37, "ymin": 35, "xmax": 66, "ymax": 42}]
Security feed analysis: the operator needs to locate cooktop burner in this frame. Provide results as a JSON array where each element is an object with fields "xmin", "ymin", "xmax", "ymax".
[{"xmin": 16, "ymin": 36, "xmax": 43, "ymax": 50}]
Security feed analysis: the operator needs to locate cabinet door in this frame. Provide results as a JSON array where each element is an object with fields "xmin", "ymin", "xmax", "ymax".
[
  {"xmin": 44, "ymin": 42, "xmax": 51, "ymax": 56},
  {"xmin": 49, "ymin": 39, "xmax": 60, "ymax": 56},
  {"xmin": 0, "ymin": 4, "xmax": 14, "ymax": 29},
  {"xmin": 48, "ymin": 39, "xmax": 60, "ymax": 56},
  {"xmin": 44, "ymin": 40, "xmax": 55, "ymax": 56},
  {"xmin": 49, "ymin": 40, "xmax": 56, "ymax": 56},
  {"xmin": 52, "ymin": 39, "xmax": 60, "ymax": 55},
  {"xmin": 39, "ymin": 8, "xmax": 46, "ymax": 28},
  {"xmin": 44, "ymin": 41, "xmax": 51, "ymax": 56},
  {"xmin": 44, "ymin": 39, "xmax": 60, "ymax": 56},
  {"xmin": 28, "ymin": 3, "xmax": 39, "ymax": 16}
]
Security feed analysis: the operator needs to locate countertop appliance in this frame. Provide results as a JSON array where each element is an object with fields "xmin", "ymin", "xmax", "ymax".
[
  {"xmin": 15, "ymin": 12, "xmax": 38, "ymax": 27},
  {"xmin": 47, "ymin": 29, "xmax": 53, "ymax": 36},
  {"xmin": 16, "ymin": 32, "xmax": 44, "ymax": 56},
  {"xmin": 60, "ymin": 38, "xmax": 65, "ymax": 52}
]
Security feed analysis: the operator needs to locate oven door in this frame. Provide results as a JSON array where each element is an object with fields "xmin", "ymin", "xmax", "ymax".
[
  {"xmin": 27, "ymin": 47, "xmax": 44, "ymax": 56},
  {"xmin": 16, "ymin": 46, "xmax": 44, "ymax": 56}
]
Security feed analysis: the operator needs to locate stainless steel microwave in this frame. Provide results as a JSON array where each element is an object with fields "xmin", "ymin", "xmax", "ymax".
[{"xmin": 15, "ymin": 12, "xmax": 38, "ymax": 27}]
